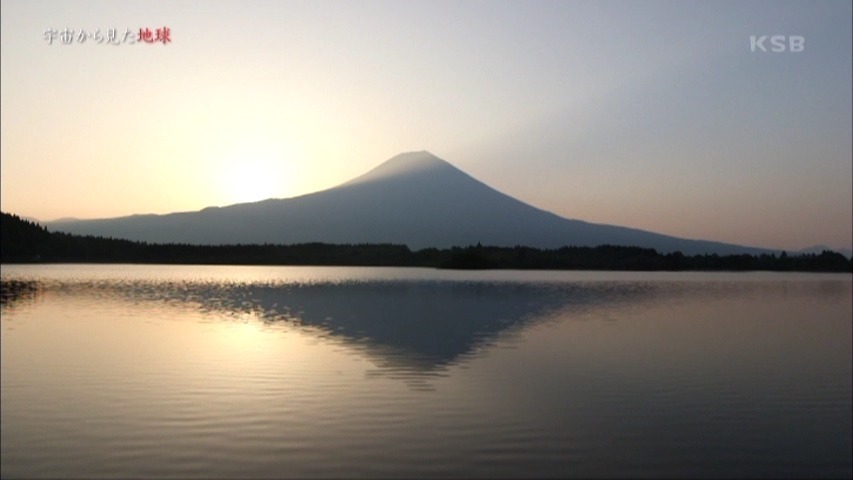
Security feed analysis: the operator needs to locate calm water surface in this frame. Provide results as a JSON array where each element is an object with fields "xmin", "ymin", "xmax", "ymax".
[{"xmin": 1, "ymin": 265, "xmax": 851, "ymax": 478}]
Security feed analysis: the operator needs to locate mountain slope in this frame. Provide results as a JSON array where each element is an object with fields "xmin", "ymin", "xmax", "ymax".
[{"xmin": 47, "ymin": 151, "xmax": 773, "ymax": 255}]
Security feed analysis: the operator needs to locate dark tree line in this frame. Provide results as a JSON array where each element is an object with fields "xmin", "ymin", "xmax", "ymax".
[
  {"xmin": 434, "ymin": 244, "xmax": 851, "ymax": 272},
  {"xmin": 2, "ymin": 212, "xmax": 851, "ymax": 272}
]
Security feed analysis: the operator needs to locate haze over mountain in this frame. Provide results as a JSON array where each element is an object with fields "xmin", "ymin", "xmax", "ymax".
[{"xmin": 47, "ymin": 152, "xmax": 775, "ymax": 255}]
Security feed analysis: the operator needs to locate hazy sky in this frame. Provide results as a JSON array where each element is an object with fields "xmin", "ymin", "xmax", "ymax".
[{"xmin": 1, "ymin": 0, "xmax": 851, "ymax": 251}]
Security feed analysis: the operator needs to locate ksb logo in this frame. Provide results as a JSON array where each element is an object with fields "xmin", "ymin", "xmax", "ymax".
[{"xmin": 750, "ymin": 35, "xmax": 805, "ymax": 52}]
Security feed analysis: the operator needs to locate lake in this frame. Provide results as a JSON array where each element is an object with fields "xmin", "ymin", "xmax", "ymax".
[{"xmin": 1, "ymin": 264, "xmax": 851, "ymax": 478}]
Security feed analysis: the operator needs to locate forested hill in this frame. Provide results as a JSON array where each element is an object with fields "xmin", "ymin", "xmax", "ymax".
[{"xmin": 2, "ymin": 212, "xmax": 851, "ymax": 272}]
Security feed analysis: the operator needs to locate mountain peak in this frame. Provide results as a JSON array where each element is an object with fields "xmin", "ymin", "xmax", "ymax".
[
  {"xmin": 384, "ymin": 150, "xmax": 445, "ymax": 164},
  {"xmin": 343, "ymin": 151, "xmax": 459, "ymax": 186}
]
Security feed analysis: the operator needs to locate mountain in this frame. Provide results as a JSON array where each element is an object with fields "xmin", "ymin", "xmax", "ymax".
[{"xmin": 46, "ymin": 151, "xmax": 775, "ymax": 255}]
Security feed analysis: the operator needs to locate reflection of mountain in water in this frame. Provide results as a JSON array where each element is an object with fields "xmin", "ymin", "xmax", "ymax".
[
  {"xmin": 16, "ymin": 275, "xmax": 837, "ymax": 376},
  {"xmin": 126, "ymin": 279, "xmax": 662, "ymax": 371},
  {"xmin": 239, "ymin": 282, "xmax": 580, "ymax": 369},
  {"xmin": 3, "ymin": 276, "xmax": 667, "ymax": 372}
]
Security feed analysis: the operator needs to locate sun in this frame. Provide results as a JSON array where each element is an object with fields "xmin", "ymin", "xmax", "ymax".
[
  {"xmin": 225, "ymin": 159, "xmax": 283, "ymax": 204},
  {"xmin": 217, "ymin": 144, "xmax": 302, "ymax": 205}
]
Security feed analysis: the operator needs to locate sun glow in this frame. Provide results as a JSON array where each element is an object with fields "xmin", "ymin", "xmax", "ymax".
[{"xmin": 216, "ymin": 142, "xmax": 304, "ymax": 205}]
